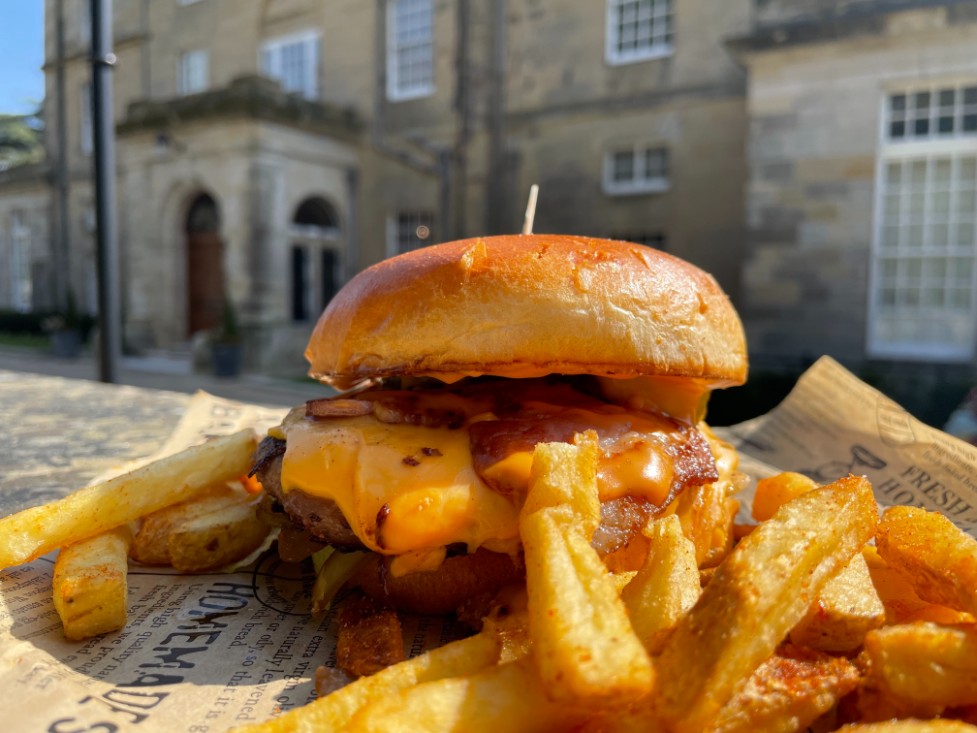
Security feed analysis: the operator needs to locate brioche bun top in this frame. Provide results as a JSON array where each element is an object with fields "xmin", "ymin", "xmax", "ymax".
[{"xmin": 306, "ymin": 234, "xmax": 747, "ymax": 390}]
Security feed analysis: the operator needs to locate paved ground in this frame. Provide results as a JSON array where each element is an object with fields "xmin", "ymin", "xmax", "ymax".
[{"xmin": 0, "ymin": 344, "xmax": 327, "ymax": 408}]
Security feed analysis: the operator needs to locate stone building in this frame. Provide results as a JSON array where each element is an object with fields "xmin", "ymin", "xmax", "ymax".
[
  {"xmin": 0, "ymin": 0, "xmax": 750, "ymax": 375},
  {"xmin": 731, "ymin": 0, "xmax": 977, "ymax": 410}
]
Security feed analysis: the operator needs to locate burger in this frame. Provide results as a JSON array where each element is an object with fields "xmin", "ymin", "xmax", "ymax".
[{"xmin": 252, "ymin": 234, "xmax": 747, "ymax": 616}]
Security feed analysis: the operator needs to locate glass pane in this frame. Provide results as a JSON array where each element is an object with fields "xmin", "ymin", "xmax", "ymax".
[
  {"xmin": 890, "ymin": 94, "xmax": 907, "ymax": 112},
  {"xmin": 906, "ymin": 223, "xmax": 925, "ymax": 246},
  {"xmin": 951, "ymin": 257, "xmax": 972, "ymax": 281},
  {"xmin": 922, "ymin": 288, "xmax": 944, "ymax": 307},
  {"xmin": 964, "ymin": 114, "xmax": 977, "ymax": 133},
  {"xmin": 881, "ymin": 259, "xmax": 898, "ymax": 278},
  {"xmin": 910, "ymin": 161, "xmax": 928, "ymax": 187},
  {"xmin": 886, "ymin": 162, "xmax": 903, "ymax": 185},
  {"xmin": 924, "ymin": 257, "xmax": 947, "ymax": 278},
  {"xmin": 959, "ymin": 157, "xmax": 977, "ymax": 182},
  {"xmin": 884, "ymin": 194, "xmax": 901, "ymax": 223},
  {"xmin": 908, "ymin": 191, "xmax": 926, "ymax": 214},
  {"xmin": 882, "ymin": 225, "xmax": 900, "ymax": 248},
  {"xmin": 939, "ymin": 89, "xmax": 956, "ymax": 107},
  {"xmin": 889, "ymin": 121, "xmax": 905, "ymax": 139},
  {"xmin": 879, "ymin": 288, "xmax": 897, "ymax": 306},
  {"xmin": 950, "ymin": 288, "xmax": 972, "ymax": 308},
  {"xmin": 644, "ymin": 149, "xmax": 666, "ymax": 178},
  {"xmin": 964, "ymin": 87, "xmax": 977, "ymax": 105},
  {"xmin": 914, "ymin": 118, "xmax": 930, "ymax": 136},
  {"xmin": 931, "ymin": 190, "xmax": 951, "ymax": 214},
  {"xmin": 934, "ymin": 159, "xmax": 952, "ymax": 184},
  {"xmin": 914, "ymin": 91, "xmax": 931, "ymax": 110},
  {"xmin": 956, "ymin": 190, "xmax": 976, "ymax": 215},
  {"xmin": 953, "ymin": 221, "xmax": 975, "ymax": 245},
  {"xmin": 939, "ymin": 116, "xmax": 955, "ymax": 134},
  {"xmin": 906, "ymin": 258, "xmax": 922, "ymax": 279},
  {"xmin": 931, "ymin": 222, "xmax": 949, "ymax": 247},
  {"xmin": 612, "ymin": 151, "xmax": 634, "ymax": 181}
]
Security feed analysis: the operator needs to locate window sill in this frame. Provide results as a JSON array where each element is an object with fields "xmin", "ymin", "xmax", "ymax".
[
  {"xmin": 386, "ymin": 85, "xmax": 436, "ymax": 103},
  {"xmin": 603, "ymin": 179, "xmax": 671, "ymax": 197},
  {"xmin": 866, "ymin": 341, "xmax": 975, "ymax": 363},
  {"xmin": 605, "ymin": 45, "xmax": 673, "ymax": 67}
]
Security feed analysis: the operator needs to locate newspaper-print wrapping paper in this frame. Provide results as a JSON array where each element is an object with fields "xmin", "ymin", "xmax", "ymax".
[{"xmin": 1, "ymin": 355, "xmax": 975, "ymax": 731}]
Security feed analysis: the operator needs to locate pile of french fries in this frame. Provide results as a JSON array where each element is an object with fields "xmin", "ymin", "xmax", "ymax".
[
  {"xmin": 0, "ymin": 429, "xmax": 270, "ymax": 640},
  {"xmin": 231, "ymin": 436, "xmax": 977, "ymax": 733},
  {"xmin": 3, "ymin": 425, "xmax": 977, "ymax": 732}
]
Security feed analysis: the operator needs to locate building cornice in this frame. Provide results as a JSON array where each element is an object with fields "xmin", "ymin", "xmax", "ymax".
[
  {"xmin": 0, "ymin": 162, "xmax": 52, "ymax": 190},
  {"xmin": 116, "ymin": 75, "xmax": 363, "ymax": 142},
  {"xmin": 728, "ymin": 0, "xmax": 977, "ymax": 55}
]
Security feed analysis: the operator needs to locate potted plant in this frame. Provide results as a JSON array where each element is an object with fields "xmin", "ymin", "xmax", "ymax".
[
  {"xmin": 211, "ymin": 296, "xmax": 243, "ymax": 378},
  {"xmin": 46, "ymin": 290, "xmax": 84, "ymax": 359}
]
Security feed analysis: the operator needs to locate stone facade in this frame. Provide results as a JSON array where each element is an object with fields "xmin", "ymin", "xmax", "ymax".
[
  {"xmin": 731, "ymin": 0, "xmax": 977, "ymax": 420},
  {"xmin": 1, "ymin": 0, "xmax": 750, "ymax": 375}
]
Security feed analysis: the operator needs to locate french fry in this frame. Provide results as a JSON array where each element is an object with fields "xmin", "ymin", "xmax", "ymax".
[
  {"xmin": 844, "ymin": 684, "xmax": 944, "ymax": 724},
  {"xmin": 167, "ymin": 495, "xmax": 269, "ymax": 572},
  {"xmin": 520, "ymin": 431, "xmax": 600, "ymax": 538},
  {"xmin": 52, "ymin": 526, "xmax": 133, "ymax": 641},
  {"xmin": 655, "ymin": 475, "xmax": 878, "ymax": 733},
  {"xmin": 130, "ymin": 483, "xmax": 251, "ymax": 565},
  {"xmin": 521, "ymin": 507, "xmax": 654, "ymax": 703},
  {"xmin": 876, "ymin": 506, "xmax": 977, "ymax": 616},
  {"xmin": 336, "ymin": 594, "xmax": 405, "ymax": 678},
  {"xmin": 346, "ymin": 657, "xmax": 582, "ymax": 733},
  {"xmin": 621, "ymin": 514, "xmax": 699, "ymax": 654},
  {"xmin": 751, "ymin": 471, "xmax": 818, "ymax": 522},
  {"xmin": 835, "ymin": 721, "xmax": 977, "ymax": 732},
  {"xmin": 673, "ymin": 480, "xmax": 736, "ymax": 569},
  {"xmin": 863, "ymin": 622, "xmax": 977, "ymax": 708},
  {"xmin": 0, "ymin": 429, "xmax": 258, "ymax": 570},
  {"xmin": 520, "ymin": 438, "xmax": 654, "ymax": 704},
  {"xmin": 863, "ymin": 546, "xmax": 973, "ymax": 625},
  {"xmin": 709, "ymin": 645, "xmax": 860, "ymax": 733},
  {"xmin": 231, "ymin": 631, "xmax": 502, "ymax": 732},
  {"xmin": 789, "ymin": 551, "xmax": 885, "ymax": 653}
]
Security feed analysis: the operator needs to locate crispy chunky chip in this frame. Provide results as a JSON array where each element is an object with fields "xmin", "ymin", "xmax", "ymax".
[
  {"xmin": 654, "ymin": 475, "xmax": 878, "ymax": 733},
  {"xmin": 53, "ymin": 526, "xmax": 133, "ymax": 641},
  {"xmin": 0, "ymin": 430, "xmax": 258, "ymax": 570},
  {"xmin": 876, "ymin": 506, "xmax": 977, "ymax": 617}
]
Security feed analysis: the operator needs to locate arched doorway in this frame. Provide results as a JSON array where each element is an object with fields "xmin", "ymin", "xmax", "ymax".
[
  {"xmin": 290, "ymin": 197, "xmax": 341, "ymax": 322},
  {"xmin": 185, "ymin": 193, "xmax": 224, "ymax": 336}
]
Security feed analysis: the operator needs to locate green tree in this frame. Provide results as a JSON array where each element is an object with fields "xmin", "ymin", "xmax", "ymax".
[{"xmin": 0, "ymin": 113, "xmax": 44, "ymax": 171}]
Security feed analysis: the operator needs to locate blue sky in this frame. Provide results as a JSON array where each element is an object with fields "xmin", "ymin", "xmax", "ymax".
[{"xmin": 0, "ymin": 2, "xmax": 45, "ymax": 115}]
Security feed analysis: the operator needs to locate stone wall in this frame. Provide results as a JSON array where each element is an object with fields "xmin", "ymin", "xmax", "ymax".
[{"xmin": 739, "ymin": 3, "xmax": 977, "ymax": 373}]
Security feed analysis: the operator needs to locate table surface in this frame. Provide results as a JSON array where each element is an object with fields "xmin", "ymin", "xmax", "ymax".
[{"xmin": 0, "ymin": 369, "xmax": 191, "ymax": 517}]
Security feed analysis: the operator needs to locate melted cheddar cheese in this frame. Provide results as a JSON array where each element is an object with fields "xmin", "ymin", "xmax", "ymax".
[
  {"xmin": 280, "ymin": 408, "xmax": 521, "ymax": 557},
  {"xmin": 278, "ymin": 378, "xmax": 725, "ymax": 563}
]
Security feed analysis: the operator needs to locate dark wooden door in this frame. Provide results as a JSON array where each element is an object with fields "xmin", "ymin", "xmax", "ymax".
[{"xmin": 187, "ymin": 230, "xmax": 224, "ymax": 335}]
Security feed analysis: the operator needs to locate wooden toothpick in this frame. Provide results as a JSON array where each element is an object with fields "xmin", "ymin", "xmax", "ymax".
[{"xmin": 522, "ymin": 184, "xmax": 539, "ymax": 235}]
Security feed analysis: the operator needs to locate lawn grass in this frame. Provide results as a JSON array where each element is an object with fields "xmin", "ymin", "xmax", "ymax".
[{"xmin": 0, "ymin": 332, "xmax": 49, "ymax": 350}]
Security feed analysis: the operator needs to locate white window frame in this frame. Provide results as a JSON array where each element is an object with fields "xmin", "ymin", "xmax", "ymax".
[
  {"xmin": 605, "ymin": 0, "xmax": 673, "ymax": 66},
  {"xmin": 260, "ymin": 30, "xmax": 321, "ymax": 101},
  {"xmin": 9, "ymin": 211, "xmax": 32, "ymax": 313},
  {"xmin": 602, "ymin": 145, "xmax": 670, "ymax": 196},
  {"xmin": 868, "ymin": 85, "xmax": 977, "ymax": 362},
  {"xmin": 80, "ymin": 83, "xmax": 93, "ymax": 156},
  {"xmin": 386, "ymin": 211, "xmax": 434, "ymax": 258},
  {"xmin": 178, "ymin": 49, "xmax": 210, "ymax": 96},
  {"xmin": 387, "ymin": 0, "xmax": 435, "ymax": 102}
]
